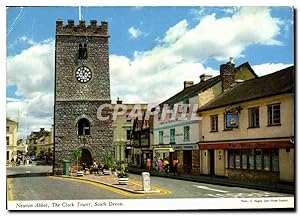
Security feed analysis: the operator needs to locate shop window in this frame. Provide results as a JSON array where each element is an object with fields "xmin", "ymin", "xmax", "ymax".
[
  {"xmin": 77, "ymin": 118, "xmax": 90, "ymax": 136},
  {"xmin": 210, "ymin": 115, "xmax": 218, "ymax": 132},
  {"xmin": 271, "ymin": 149, "xmax": 279, "ymax": 172},
  {"xmin": 170, "ymin": 128, "xmax": 175, "ymax": 144},
  {"xmin": 263, "ymin": 149, "xmax": 271, "ymax": 171},
  {"xmin": 183, "ymin": 126, "xmax": 190, "ymax": 141},
  {"xmin": 235, "ymin": 151, "xmax": 241, "ymax": 169},
  {"xmin": 249, "ymin": 149, "xmax": 255, "ymax": 170},
  {"xmin": 229, "ymin": 150, "xmax": 235, "ymax": 168},
  {"xmin": 268, "ymin": 104, "xmax": 281, "ymax": 125},
  {"xmin": 242, "ymin": 150, "xmax": 248, "ymax": 169},
  {"xmin": 248, "ymin": 107, "xmax": 260, "ymax": 128},
  {"xmin": 159, "ymin": 131, "xmax": 163, "ymax": 144},
  {"xmin": 255, "ymin": 149, "xmax": 262, "ymax": 170}
]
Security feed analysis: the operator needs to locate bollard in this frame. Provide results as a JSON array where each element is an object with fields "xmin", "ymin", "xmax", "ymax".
[{"xmin": 142, "ymin": 172, "xmax": 151, "ymax": 191}]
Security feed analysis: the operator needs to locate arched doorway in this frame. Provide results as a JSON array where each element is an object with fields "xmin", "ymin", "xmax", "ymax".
[{"xmin": 80, "ymin": 148, "xmax": 93, "ymax": 168}]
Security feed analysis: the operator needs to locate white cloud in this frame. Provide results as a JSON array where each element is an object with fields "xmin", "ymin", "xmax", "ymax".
[
  {"xmin": 128, "ymin": 26, "xmax": 143, "ymax": 39},
  {"xmin": 161, "ymin": 20, "xmax": 188, "ymax": 44},
  {"xmin": 252, "ymin": 63, "xmax": 293, "ymax": 77}
]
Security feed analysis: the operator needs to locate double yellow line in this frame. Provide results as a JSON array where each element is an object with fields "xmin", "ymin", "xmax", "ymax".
[{"xmin": 51, "ymin": 176, "xmax": 171, "ymax": 197}]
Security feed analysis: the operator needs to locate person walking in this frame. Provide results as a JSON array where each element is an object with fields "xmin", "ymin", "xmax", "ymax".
[
  {"xmin": 163, "ymin": 159, "xmax": 170, "ymax": 173},
  {"xmin": 146, "ymin": 157, "xmax": 151, "ymax": 171},
  {"xmin": 172, "ymin": 158, "xmax": 178, "ymax": 176},
  {"xmin": 157, "ymin": 158, "xmax": 163, "ymax": 172}
]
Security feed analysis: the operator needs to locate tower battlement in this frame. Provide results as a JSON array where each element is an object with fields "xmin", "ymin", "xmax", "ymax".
[{"xmin": 56, "ymin": 19, "xmax": 108, "ymax": 36}]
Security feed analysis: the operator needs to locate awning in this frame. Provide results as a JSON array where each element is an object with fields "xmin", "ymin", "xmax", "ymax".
[{"xmin": 153, "ymin": 148, "xmax": 174, "ymax": 152}]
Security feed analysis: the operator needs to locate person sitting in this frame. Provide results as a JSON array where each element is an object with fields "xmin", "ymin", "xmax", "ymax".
[{"xmin": 92, "ymin": 160, "xmax": 98, "ymax": 175}]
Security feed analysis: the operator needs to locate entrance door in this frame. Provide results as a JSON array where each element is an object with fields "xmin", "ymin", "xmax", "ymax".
[
  {"xmin": 209, "ymin": 149, "xmax": 215, "ymax": 176},
  {"xmin": 80, "ymin": 148, "xmax": 93, "ymax": 168},
  {"xmin": 183, "ymin": 150, "xmax": 192, "ymax": 174}
]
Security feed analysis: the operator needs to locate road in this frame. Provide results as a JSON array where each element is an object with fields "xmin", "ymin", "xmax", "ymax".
[{"xmin": 7, "ymin": 164, "xmax": 292, "ymax": 200}]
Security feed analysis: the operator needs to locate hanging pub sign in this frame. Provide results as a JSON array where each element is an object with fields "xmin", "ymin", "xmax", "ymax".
[{"xmin": 225, "ymin": 113, "xmax": 239, "ymax": 128}]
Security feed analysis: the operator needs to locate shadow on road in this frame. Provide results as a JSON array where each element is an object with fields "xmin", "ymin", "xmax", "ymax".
[{"xmin": 7, "ymin": 172, "xmax": 53, "ymax": 179}]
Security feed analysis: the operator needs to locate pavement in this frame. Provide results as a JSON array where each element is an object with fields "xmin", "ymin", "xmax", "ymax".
[{"xmin": 127, "ymin": 167, "xmax": 295, "ymax": 194}]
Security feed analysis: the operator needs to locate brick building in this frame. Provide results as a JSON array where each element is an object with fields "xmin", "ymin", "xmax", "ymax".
[{"xmin": 54, "ymin": 19, "xmax": 113, "ymax": 168}]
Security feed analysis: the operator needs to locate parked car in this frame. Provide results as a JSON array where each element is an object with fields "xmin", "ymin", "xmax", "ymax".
[{"xmin": 31, "ymin": 156, "xmax": 37, "ymax": 161}]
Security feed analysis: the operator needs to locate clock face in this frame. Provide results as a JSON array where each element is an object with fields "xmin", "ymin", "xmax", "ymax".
[{"xmin": 75, "ymin": 66, "xmax": 92, "ymax": 83}]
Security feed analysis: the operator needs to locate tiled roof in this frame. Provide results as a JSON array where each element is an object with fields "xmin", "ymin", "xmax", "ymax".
[{"xmin": 199, "ymin": 66, "xmax": 295, "ymax": 112}]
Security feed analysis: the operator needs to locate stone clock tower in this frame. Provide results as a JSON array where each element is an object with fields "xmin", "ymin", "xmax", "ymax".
[{"xmin": 54, "ymin": 19, "xmax": 113, "ymax": 168}]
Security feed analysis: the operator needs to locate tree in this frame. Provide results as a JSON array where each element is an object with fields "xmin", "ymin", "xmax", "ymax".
[
  {"xmin": 72, "ymin": 149, "xmax": 82, "ymax": 168},
  {"xmin": 102, "ymin": 152, "xmax": 113, "ymax": 170}
]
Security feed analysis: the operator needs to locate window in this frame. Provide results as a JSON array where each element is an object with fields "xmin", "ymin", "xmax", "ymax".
[
  {"xmin": 183, "ymin": 126, "xmax": 190, "ymax": 141},
  {"xmin": 7, "ymin": 151, "xmax": 9, "ymax": 160},
  {"xmin": 159, "ymin": 131, "xmax": 163, "ymax": 144},
  {"xmin": 170, "ymin": 128, "xmax": 175, "ymax": 144},
  {"xmin": 227, "ymin": 148, "xmax": 278, "ymax": 172},
  {"xmin": 6, "ymin": 137, "xmax": 9, "ymax": 146},
  {"xmin": 126, "ymin": 130, "xmax": 131, "ymax": 140},
  {"xmin": 183, "ymin": 98, "xmax": 189, "ymax": 104},
  {"xmin": 6, "ymin": 126, "xmax": 9, "ymax": 132},
  {"xmin": 210, "ymin": 115, "xmax": 218, "ymax": 132},
  {"xmin": 268, "ymin": 104, "xmax": 281, "ymax": 125},
  {"xmin": 77, "ymin": 118, "xmax": 90, "ymax": 136},
  {"xmin": 248, "ymin": 107, "xmax": 259, "ymax": 128},
  {"xmin": 271, "ymin": 149, "xmax": 279, "ymax": 172}
]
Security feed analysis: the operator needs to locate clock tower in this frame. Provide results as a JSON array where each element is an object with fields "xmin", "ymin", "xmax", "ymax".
[{"xmin": 54, "ymin": 19, "xmax": 113, "ymax": 169}]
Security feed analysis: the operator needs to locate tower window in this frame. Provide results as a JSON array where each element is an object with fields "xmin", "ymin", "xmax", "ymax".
[
  {"xmin": 77, "ymin": 118, "xmax": 90, "ymax": 136},
  {"xmin": 78, "ymin": 43, "xmax": 88, "ymax": 59}
]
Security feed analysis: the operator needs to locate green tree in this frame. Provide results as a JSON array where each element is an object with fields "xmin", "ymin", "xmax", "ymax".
[
  {"xmin": 102, "ymin": 152, "xmax": 113, "ymax": 170},
  {"xmin": 72, "ymin": 149, "xmax": 82, "ymax": 168}
]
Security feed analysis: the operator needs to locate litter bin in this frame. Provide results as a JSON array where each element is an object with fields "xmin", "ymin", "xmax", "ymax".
[
  {"xmin": 63, "ymin": 160, "xmax": 70, "ymax": 176},
  {"xmin": 142, "ymin": 172, "xmax": 151, "ymax": 191}
]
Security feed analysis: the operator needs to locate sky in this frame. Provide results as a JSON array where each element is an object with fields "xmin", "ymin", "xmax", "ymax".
[{"xmin": 6, "ymin": 6, "xmax": 294, "ymax": 139}]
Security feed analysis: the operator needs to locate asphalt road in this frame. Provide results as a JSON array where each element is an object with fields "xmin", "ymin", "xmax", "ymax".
[{"xmin": 7, "ymin": 164, "xmax": 292, "ymax": 200}]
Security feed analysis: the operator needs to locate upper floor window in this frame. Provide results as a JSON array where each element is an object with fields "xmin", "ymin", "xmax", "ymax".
[
  {"xmin": 126, "ymin": 130, "xmax": 131, "ymax": 140},
  {"xmin": 6, "ymin": 126, "xmax": 9, "ymax": 132},
  {"xmin": 268, "ymin": 104, "xmax": 281, "ymax": 126},
  {"xmin": 77, "ymin": 118, "xmax": 90, "ymax": 136},
  {"xmin": 183, "ymin": 126, "xmax": 190, "ymax": 141},
  {"xmin": 159, "ymin": 131, "xmax": 163, "ymax": 144},
  {"xmin": 170, "ymin": 128, "xmax": 175, "ymax": 144},
  {"xmin": 210, "ymin": 115, "xmax": 218, "ymax": 132},
  {"xmin": 248, "ymin": 107, "xmax": 259, "ymax": 128},
  {"xmin": 6, "ymin": 137, "xmax": 9, "ymax": 145}
]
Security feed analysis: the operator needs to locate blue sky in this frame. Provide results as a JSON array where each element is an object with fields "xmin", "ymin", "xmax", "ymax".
[{"xmin": 6, "ymin": 6, "xmax": 294, "ymax": 138}]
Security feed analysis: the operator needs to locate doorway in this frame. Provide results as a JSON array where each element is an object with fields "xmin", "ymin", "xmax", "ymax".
[
  {"xmin": 183, "ymin": 150, "xmax": 192, "ymax": 174},
  {"xmin": 80, "ymin": 148, "xmax": 93, "ymax": 167},
  {"xmin": 209, "ymin": 149, "xmax": 215, "ymax": 176}
]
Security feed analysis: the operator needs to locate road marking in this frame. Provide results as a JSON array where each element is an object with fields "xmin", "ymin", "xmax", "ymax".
[
  {"xmin": 7, "ymin": 178, "xmax": 14, "ymax": 201},
  {"xmin": 193, "ymin": 185, "xmax": 228, "ymax": 193},
  {"xmin": 50, "ymin": 176, "xmax": 136, "ymax": 197},
  {"xmin": 129, "ymin": 179, "xmax": 172, "ymax": 195}
]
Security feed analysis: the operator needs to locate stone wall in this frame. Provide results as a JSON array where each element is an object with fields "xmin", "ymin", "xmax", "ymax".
[
  {"xmin": 191, "ymin": 150, "xmax": 200, "ymax": 175},
  {"xmin": 227, "ymin": 169, "xmax": 280, "ymax": 183}
]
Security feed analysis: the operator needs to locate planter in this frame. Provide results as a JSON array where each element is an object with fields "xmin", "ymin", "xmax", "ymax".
[
  {"xmin": 103, "ymin": 169, "xmax": 111, "ymax": 175},
  {"xmin": 118, "ymin": 177, "xmax": 129, "ymax": 185}
]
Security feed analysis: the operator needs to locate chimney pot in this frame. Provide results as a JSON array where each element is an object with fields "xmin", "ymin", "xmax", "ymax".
[
  {"xmin": 184, "ymin": 81, "xmax": 194, "ymax": 89},
  {"xmin": 200, "ymin": 74, "xmax": 213, "ymax": 82}
]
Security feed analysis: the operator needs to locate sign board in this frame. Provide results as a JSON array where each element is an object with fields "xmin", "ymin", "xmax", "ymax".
[{"xmin": 142, "ymin": 172, "xmax": 151, "ymax": 191}]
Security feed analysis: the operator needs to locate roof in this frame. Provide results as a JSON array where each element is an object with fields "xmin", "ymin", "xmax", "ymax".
[
  {"xmin": 199, "ymin": 66, "xmax": 295, "ymax": 112},
  {"xmin": 159, "ymin": 61, "xmax": 257, "ymax": 106},
  {"xmin": 160, "ymin": 75, "xmax": 221, "ymax": 106},
  {"xmin": 6, "ymin": 118, "xmax": 17, "ymax": 124}
]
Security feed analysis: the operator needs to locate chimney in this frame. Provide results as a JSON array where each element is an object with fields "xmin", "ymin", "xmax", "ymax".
[
  {"xmin": 184, "ymin": 81, "xmax": 194, "ymax": 89},
  {"xmin": 200, "ymin": 74, "xmax": 213, "ymax": 82},
  {"xmin": 220, "ymin": 57, "xmax": 235, "ymax": 92},
  {"xmin": 40, "ymin": 128, "xmax": 45, "ymax": 132},
  {"xmin": 116, "ymin": 97, "xmax": 122, "ymax": 104}
]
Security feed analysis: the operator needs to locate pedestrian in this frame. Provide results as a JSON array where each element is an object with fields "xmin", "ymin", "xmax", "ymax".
[
  {"xmin": 146, "ymin": 157, "xmax": 151, "ymax": 171},
  {"xmin": 152, "ymin": 157, "xmax": 157, "ymax": 171},
  {"xmin": 157, "ymin": 158, "xmax": 163, "ymax": 172},
  {"xmin": 93, "ymin": 160, "xmax": 98, "ymax": 174},
  {"xmin": 172, "ymin": 158, "xmax": 178, "ymax": 176},
  {"xmin": 163, "ymin": 159, "xmax": 170, "ymax": 173}
]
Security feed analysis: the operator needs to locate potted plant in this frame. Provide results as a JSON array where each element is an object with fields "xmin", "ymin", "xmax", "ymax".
[
  {"xmin": 102, "ymin": 152, "xmax": 113, "ymax": 175},
  {"xmin": 72, "ymin": 149, "xmax": 83, "ymax": 176},
  {"xmin": 118, "ymin": 162, "xmax": 129, "ymax": 185}
]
